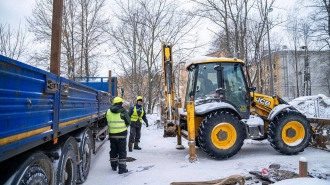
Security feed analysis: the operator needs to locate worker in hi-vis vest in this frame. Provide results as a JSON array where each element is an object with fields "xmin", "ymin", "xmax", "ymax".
[
  {"xmin": 128, "ymin": 96, "xmax": 149, "ymax": 152},
  {"xmin": 107, "ymin": 97, "xmax": 131, "ymax": 174}
]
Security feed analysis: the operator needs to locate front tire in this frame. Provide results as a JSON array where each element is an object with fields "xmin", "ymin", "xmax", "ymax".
[
  {"xmin": 198, "ymin": 111, "xmax": 245, "ymax": 159},
  {"xmin": 267, "ymin": 110, "xmax": 312, "ymax": 155}
]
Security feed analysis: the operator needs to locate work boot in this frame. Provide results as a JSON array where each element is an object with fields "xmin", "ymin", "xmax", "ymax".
[
  {"xmin": 128, "ymin": 142, "xmax": 133, "ymax": 152},
  {"xmin": 134, "ymin": 142, "xmax": 141, "ymax": 150},
  {"xmin": 110, "ymin": 161, "xmax": 117, "ymax": 171},
  {"xmin": 118, "ymin": 164, "xmax": 128, "ymax": 174}
]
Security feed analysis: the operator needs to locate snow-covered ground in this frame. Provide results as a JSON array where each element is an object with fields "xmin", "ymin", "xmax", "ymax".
[{"xmin": 84, "ymin": 113, "xmax": 330, "ymax": 185}]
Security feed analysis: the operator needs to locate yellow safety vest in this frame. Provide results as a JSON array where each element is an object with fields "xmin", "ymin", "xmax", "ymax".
[
  {"xmin": 130, "ymin": 106, "xmax": 144, "ymax": 123},
  {"xmin": 106, "ymin": 109, "xmax": 127, "ymax": 134}
]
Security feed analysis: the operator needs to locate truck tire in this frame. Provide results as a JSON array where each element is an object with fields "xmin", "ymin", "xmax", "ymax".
[
  {"xmin": 267, "ymin": 110, "xmax": 312, "ymax": 155},
  {"xmin": 4, "ymin": 152, "xmax": 54, "ymax": 185},
  {"xmin": 77, "ymin": 129, "xmax": 92, "ymax": 183},
  {"xmin": 57, "ymin": 144, "xmax": 77, "ymax": 185},
  {"xmin": 198, "ymin": 111, "xmax": 245, "ymax": 159},
  {"xmin": 21, "ymin": 165, "xmax": 48, "ymax": 185}
]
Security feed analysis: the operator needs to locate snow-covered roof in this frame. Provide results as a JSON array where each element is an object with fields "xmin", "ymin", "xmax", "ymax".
[{"xmin": 185, "ymin": 56, "xmax": 244, "ymax": 68}]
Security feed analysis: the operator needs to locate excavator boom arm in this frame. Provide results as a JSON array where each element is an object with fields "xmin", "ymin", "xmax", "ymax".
[{"xmin": 161, "ymin": 43, "xmax": 179, "ymax": 137}]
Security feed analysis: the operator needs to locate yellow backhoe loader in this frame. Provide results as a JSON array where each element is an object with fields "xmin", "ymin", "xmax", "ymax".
[{"xmin": 160, "ymin": 43, "xmax": 313, "ymax": 160}]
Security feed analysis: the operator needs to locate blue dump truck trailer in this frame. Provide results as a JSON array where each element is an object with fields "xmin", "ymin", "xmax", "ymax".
[{"xmin": 0, "ymin": 54, "xmax": 116, "ymax": 184}]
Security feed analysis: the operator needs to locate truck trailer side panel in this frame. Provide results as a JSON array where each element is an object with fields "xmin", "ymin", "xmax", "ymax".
[{"xmin": 0, "ymin": 55, "xmax": 57, "ymax": 162}]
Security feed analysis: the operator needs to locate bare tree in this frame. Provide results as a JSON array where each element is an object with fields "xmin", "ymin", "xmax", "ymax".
[
  {"xmin": 107, "ymin": 0, "xmax": 201, "ymax": 113},
  {"xmin": 304, "ymin": 0, "xmax": 330, "ymax": 94},
  {"xmin": 27, "ymin": 0, "xmax": 109, "ymax": 79},
  {"xmin": 305, "ymin": 0, "xmax": 330, "ymax": 49},
  {"xmin": 193, "ymin": 0, "xmax": 258, "ymax": 58},
  {"xmin": 193, "ymin": 0, "xmax": 289, "ymax": 96},
  {"xmin": 286, "ymin": 18, "xmax": 303, "ymax": 97},
  {"xmin": 0, "ymin": 23, "xmax": 29, "ymax": 60}
]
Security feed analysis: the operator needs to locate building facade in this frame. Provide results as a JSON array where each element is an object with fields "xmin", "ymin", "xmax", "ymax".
[{"xmin": 277, "ymin": 50, "xmax": 330, "ymax": 101}]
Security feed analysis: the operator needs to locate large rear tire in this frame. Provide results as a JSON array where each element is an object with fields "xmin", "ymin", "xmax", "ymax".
[
  {"xmin": 267, "ymin": 110, "xmax": 312, "ymax": 155},
  {"xmin": 198, "ymin": 111, "xmax": 245, "ymax": 159}
]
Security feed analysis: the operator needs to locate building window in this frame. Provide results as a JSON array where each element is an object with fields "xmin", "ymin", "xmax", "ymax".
[
  {"xmin": 273, "ymin": 64, "xmax": 276, "ymax": 69},
  {"xmin": 274, "ymin": 75, "xmax": 277, "ymax": 83},
  {"xmin": 267, "ymin": 65, "xmax": 269, "ymax": 70}
]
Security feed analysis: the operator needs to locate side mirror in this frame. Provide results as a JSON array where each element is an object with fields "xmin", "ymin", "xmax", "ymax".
[{"xmin": 249, "ymin": 86, "xmax": 256, "ymax": 91}]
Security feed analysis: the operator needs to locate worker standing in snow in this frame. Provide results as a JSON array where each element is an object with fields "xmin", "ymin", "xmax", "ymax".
[
  {"xmin": 107, "ymin": 97, "xmax": 131, "ymax": 174},
  {"xmin": 128, "ymin": 96, "xmax": 149, "ymax": 152}
]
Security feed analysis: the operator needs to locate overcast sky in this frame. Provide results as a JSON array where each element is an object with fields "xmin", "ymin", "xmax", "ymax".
[
  {"xmin": 0, "ymin": 0, "xmax": 299, "ymax": 76},
  {"xmin": 0, "ymin": 0, "xmax": 298, "ymax": 26}
]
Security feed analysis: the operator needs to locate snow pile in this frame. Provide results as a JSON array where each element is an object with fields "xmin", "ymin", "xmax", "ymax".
[{"xmin": 289, "ymin": 94, "xmax": 330, "ymax": 119}]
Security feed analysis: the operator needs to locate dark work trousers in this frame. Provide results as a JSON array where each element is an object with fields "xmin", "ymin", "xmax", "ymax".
[
  {"xmin": 129, "ymin": 126, "xmax": 141, "ymax": 143},
  {"xmin": 109, "ymin": 138, "xmax": 127, "ymax": 162}
]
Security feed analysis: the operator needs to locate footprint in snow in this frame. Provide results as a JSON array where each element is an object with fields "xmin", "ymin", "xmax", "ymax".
[
  {"xmin": 136, "ymin": 165, "xmax": 155, "ymax": 172},
  {"xmin": 120, "ymin": 170, "xmax": 133, "ymax": 177}
]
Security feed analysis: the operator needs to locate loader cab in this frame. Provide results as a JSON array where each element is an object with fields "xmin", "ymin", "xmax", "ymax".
[{"xmin": 185, "ymin": 58, "xmax": 250, "ymax": 118}]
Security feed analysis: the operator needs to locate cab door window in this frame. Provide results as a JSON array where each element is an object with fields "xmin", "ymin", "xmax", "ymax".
[{"xmin": 222, "ymin": 63, "xmax": 249, "ymax": 113}]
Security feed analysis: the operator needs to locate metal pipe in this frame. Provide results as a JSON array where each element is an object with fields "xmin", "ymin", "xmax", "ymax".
[{"xmin": 266, "ymin": 15, "xmax": 274, "ymax": 96}]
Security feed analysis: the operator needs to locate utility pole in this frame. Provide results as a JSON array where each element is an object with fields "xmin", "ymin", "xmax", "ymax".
[
  {"xmin": 266, "ymin": 7, "xmax": 274, "ymax": 96},
  {"xmin": 50, "ymin": 0, "xmax": 63, "ymax": 76}
]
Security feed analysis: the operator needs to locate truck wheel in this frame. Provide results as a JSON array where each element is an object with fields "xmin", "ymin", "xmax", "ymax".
[
  {"xmin": 57, "ymin": 145, "xmax": 77, "ymax": 185},
  {"xmin": 21, "ymin": 165, "xmax": 48, "ymax": 185},
  {"xmin": 267, "ymin": 110, "xmax": 312, "ymax": 155},
  {"xmin": 198, "ymin": 111, "xmax": 245, "ymax": 159},
  {"xmin": 7, "ymin": 153, "xmax": 54, "ymax": 185},
  {"xmin": 77, "ymin": 129, "xmax": 92, "ymax": 183}
]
